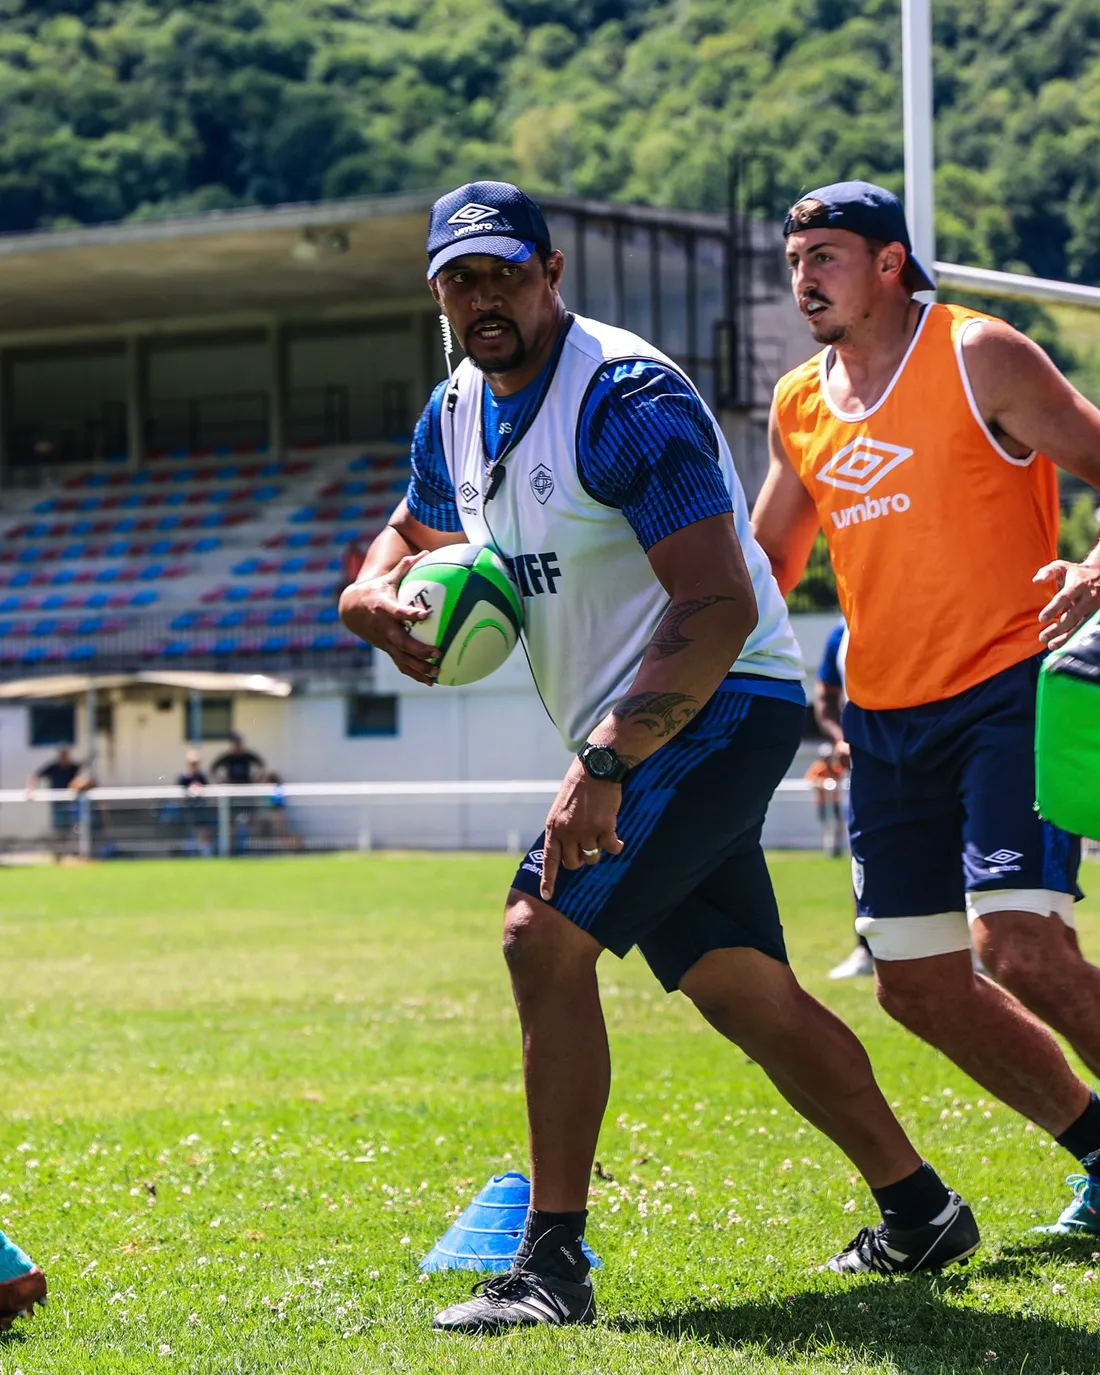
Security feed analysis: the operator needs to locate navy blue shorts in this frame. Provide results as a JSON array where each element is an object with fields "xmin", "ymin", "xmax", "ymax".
[
  {"xmin": 510, "ymin": 683, "xmax": 805, "ymax": 993},
  {"xmin": 845, "ymin": 658, "xmax": 1082, "ymax": 924}
]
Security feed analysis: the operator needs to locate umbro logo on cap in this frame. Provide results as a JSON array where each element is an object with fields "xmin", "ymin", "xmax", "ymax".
[
  {"xmin": 448, "ymin": 202, "xmax": 498, "ymax": 227},
  {"xmin": 427, "ymin": 180, "xmax": 552, "ymax": 278}
]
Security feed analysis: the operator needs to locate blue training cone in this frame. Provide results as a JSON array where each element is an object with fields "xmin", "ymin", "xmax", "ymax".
[{"xmin": 420, "ymin": 1171, "xmax": 600, "ymax": 1272}]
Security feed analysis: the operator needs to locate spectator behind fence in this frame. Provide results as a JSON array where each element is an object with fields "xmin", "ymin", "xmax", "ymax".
[
  {"xmin": 26, "ymin": 745, "xmax": 82, "ymax": 853},
  {"xmin": 209, "ymin": 732, "xmax": 265, "ymax": 785},
  {"xmin": 176, "ymin": 749, "xmax": 214, "ymax": 857}
]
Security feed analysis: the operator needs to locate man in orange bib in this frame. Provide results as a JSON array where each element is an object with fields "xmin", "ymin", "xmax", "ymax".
[{"xmin": 754, "ymin": 180, "xmax": 1100, "ymax": 1233}]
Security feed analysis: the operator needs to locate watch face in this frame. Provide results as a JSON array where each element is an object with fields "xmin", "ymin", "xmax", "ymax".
[{"xmin": 587, "ymin": 747, "xmax": 614, "ymax": 777}]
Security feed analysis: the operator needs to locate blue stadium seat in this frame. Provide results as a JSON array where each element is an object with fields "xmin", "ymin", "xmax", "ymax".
[
  {"xmin": 170, "ymin": 612, "xmax": 200, "ymax": 631},
  {"xmin": 194, "ymin": 537, "xmax": 221, "ymax": 554},
  {"xmin": 52, "ymin": 569, "xmax": 76, "ymax": 585},
  {"xmin": 130, "ymin": 590, "xmax": 158, "ymax": 607},
  {"xmin": 104, "ymin": 540, "xmax": 131, "ymax": 557},
  {"xmin": 163, "ymin": 641, "xmax": 190, "ymax": 658},
  {"xmin": 217, "ymin": 611, "xmax": 246, "ymax": 628},
  {"xmin": 315, "ymin": 606, "xmax": 340, "ymax": 625},
  {"xmin": 85, "ymin": 593, "xmax": 111, "ymax": 609},
  {"xmin": 0, "ymin": 596, "xmax": 23, "ymax": 612},
  {"xmin": 286, "ymin": 532, "xmax": 313, "ymax": 547},
  {"xmin": 347, "ymin": 455, "xmax": 369, "ymax": 471},
  {"xmin": 16, "ymin": 549, "xmax": 41, "ymax": 564},
  {"xmin": 9, "ymin": 573, "xmax": 32, "ymax": 587},
  {"xmin": 0, "ymin": 624, "xmax": 11, "ymax": 639},
  {"xmin": 42, "ymin": 595, "xmax": 67, "ymax": 610},
  {"xmin": 94, "ymin": 568, "xmax": 119, "ymax": 584},
  {"xmin": 211, "ymin": 637, "xmax": 239, "ymax": 656},
  {"xmin": 71, "ymin": 520, "xmax": 96, "ymax": 535},
  {"xmin": 224, "ymin": 587, "xmax": 250, "ymax": 603},
  {"xmin": 260, "ymin": 634, "xmax": 288, "ymax": 653},
  {"xmin": 60, "ymin": 543, "xmax": 89, "ymax": 560},
  {"xmin": 272, "ymin": 583, "xmax": 299, "ymax": 599},
  {"xmin": 199, "ymin": 513, "xmax": 225, "ymax": 529},
  {"xmin": 66, "ymin": 644, "xmax": 97, "ymax": 663},
  {"xmin": 265, "ymin": 607, "xmax": 295, "ymax": 626},
  {"xmin": 310, "ymin": 632, "xmax": 342, "ymax": 650},
  {"xmin": 20, "ymin": 646, "xmax": 47, "ymax": 664},
  {"xmin": 232, "ymin": 559, "xmax": 261, "ymax": 576},
  {"xmin": 148, "ymin": 539, "xmax": 174, "ymax": 555},
  {"xmin": 282, "ymin": 556, "xmax": 307, "ymax": 572},
  {"xmin": 138, "ymin": 564, "xmax": 165, "ymax": 581},
  {"xmin": 155, "ymin": 516, "xmax": 181, "ymax": 531},
  {"xmin": 76, "ymin": 617, "xmax": 105, "ymax": 635}
]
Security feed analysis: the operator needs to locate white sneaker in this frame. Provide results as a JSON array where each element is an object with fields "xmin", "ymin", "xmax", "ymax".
[{"xmin": 828, "ymin": 945, "xmax": 874, "ymax": 979}]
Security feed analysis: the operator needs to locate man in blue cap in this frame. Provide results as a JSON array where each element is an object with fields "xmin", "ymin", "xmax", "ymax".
[
  {"xmin": 341, "ymin": 179, "xmax": 979, "ymax": 1332},
  {"xmin": 754, "ymin": 178, "xmax": 1100, "ymax": 1236}
]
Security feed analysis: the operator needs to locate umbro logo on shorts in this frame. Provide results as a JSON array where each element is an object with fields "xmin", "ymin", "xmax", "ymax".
[
  {"xmin": 985, "ymin": 848, "xmax": 1023, "ymax": 871},
  {"xmin": 521, "ymin": 847, "xmax": 545, "ymax": 877},
  {"xmin": 817, "ymin": 439, "xmax": 914, "ymax": 494}
]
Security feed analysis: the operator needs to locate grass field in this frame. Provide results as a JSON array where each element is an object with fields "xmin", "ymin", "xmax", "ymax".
[{"xmin": 0, "ymin": 852, "xmax": 1097, "ymax": 1374}]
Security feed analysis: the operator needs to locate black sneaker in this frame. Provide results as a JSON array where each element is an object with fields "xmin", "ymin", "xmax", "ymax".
[
  {"xmin": 827, "ymin": 1191, "xmax": 980, "ymax": 1275},
  {"xmin": 433, "ymin": 1225, "xmax": 595, "ymax": 1333}
]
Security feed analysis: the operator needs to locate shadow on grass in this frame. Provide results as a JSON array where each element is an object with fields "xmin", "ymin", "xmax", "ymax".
[
  {"xmin": 614, "ymin": 1281, "xmax": 1099, "ymax": 1375},
  {"xmin": 972, "ymin": 1234, "xmax": 1100, "ymax": 1281}
]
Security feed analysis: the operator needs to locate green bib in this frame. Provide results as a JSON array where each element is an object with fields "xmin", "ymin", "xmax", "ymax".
[{"xmin": 1036, "ymin": 608, "xmax": 1100, "ymax": 840}]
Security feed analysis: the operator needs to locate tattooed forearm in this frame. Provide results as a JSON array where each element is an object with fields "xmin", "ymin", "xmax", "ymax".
[
  {"xmin": 649, "ymin": 595, "xmax": 736, "ymax": 660},
  {"xmin": 612, "ymin": 691, "xmax": 700, "ymax": 739}
]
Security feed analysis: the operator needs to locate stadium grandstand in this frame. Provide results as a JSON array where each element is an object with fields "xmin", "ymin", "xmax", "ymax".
[{"xmin": 0, "ymin": 188, "xmax": 827, "ymax": 855}]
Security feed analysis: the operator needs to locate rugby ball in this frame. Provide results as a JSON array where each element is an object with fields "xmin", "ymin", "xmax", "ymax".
[{"xmin": 400, "ymin": 545, "xmax": 523, "ymax": 686}]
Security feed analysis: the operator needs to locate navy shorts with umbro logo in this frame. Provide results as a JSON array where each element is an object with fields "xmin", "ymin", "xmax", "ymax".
[
  {"xmin": 844, "ymin": 657, "xmax": 1082, "ymax": 922},
  {"xmin": 509, "ymin": 680, "xmax": 806, "ymax": 992}
]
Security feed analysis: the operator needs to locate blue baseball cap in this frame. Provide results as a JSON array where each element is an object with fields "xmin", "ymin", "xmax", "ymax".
[
  {"xmin": 427, "ymin": 180, "xmax": 552, "ymax": 280},
  {"xmin": 783, "ymin": 180, "xmax": 935, "ymax": 293}
]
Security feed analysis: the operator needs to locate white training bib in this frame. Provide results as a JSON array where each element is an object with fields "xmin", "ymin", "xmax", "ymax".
[{"xmin": 439, "ymin": 314, "xmax": 803, "ymax": 750}]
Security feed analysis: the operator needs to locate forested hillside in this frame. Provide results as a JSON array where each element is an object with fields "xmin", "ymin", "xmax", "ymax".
[{"xmin": 2, "ymin": 0, "xmax": 1100, "ymax": 289}]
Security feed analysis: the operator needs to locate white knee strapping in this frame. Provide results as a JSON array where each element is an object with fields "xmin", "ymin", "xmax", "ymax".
[
  {"xmin": 854, "ymin": 911, "xmax": 971, "ymax": 962},
  {"xmin": 966, "ymin": 888, "xmax": 1076, "ymax": 929}
]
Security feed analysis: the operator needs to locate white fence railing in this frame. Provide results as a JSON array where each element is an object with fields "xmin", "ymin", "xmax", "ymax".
[{"xmin": 5, "ymin": 778, "xmax": 824, "ymax": 860}]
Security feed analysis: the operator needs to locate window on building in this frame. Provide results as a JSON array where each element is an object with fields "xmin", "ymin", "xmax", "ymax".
[
  {"xmin": 182, "ymin": 697, "xmax": 234, "ymax": 741},
  {"xmin": 346, "ymin": 694, "xmax": 398, "ymax": 738},
  {"xmin": 29, "ymin": 702, "xmax": 76, "ymax": 747}
]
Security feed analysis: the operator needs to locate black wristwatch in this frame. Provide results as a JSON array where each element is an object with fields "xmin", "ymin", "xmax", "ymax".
[{"xmin": 578, "ymin": 742, "xmax": 631, "ymax": 784}]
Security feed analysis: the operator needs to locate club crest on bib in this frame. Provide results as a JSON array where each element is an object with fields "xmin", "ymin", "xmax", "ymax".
[{"xmin": 530, "ymin": 463, "xmax": 554, "ymax": 504}]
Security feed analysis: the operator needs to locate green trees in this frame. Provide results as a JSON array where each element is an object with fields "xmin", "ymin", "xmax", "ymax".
[{"xmin": 0, "ymin": 0, "xmax": 1097, "ymax": 299}]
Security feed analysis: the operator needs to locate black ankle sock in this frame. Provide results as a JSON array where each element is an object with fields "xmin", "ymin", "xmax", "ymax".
[
  {"xmin": 1056, "ymin": 1092, "xmax": 1100, "ymax": 1176},
  {"xmin": 515, "ymin": 1209, "xmax": 587, "ymax": 1266},
  {"xmin": 871, "ymin": 1162, "xmax": 951, "ymax": 1230}
]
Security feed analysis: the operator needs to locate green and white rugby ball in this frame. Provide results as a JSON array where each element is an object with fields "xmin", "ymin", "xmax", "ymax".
[{"xmin": 400, "ymin": 545, "xmax": 523, "ymax": 686}]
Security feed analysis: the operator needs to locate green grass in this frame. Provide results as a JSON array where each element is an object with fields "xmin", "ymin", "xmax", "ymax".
[{"xmin": 0, "ymin": 852, "xmax": 1097, "ymax": 1374}]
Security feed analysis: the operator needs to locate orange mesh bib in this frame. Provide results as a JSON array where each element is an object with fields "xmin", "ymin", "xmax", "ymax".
[{"xmin": 775, "ymin": 304, "xmax": 1059, "ymax": 710}]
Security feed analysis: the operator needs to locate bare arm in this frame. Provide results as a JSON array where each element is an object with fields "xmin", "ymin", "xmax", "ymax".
[
  {"xmin": 339, "ymin": 498, "xmax": 468, "ymax": 685},
  {"xmin": 751, "ymin": 399, "xmax": 821, "ymax": 595},
  {"xmin": 587, "ymin": 513, "xmax": 758, "ymax": 766},
  {"xmin": 538, "ymin": 513, "xmax": 758, "ymax": 898},
  {"xmin": 963, "ymin": 321, "xmax": 1100, "ymax": 646},
  {"xmin": 813, "ymin": 680, "xmax": 845, "ymax": 749}
]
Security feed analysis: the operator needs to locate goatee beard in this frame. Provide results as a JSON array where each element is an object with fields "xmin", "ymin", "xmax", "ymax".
[{"xmin": 468, "ymin": 340, "xmax": 528, "ymax": 374}]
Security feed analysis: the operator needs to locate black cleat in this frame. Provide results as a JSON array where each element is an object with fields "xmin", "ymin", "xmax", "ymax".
[
  {"xmin": 433, "ymin": 1225, "xmax": 595, "ymax": 1333},
  {"xmin": 827, "ymin": 1191, "xmax": 980, "ymax": 1275}
]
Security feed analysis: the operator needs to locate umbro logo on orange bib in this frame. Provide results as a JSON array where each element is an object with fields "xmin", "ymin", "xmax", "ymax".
[{"xmin": 816, "ymin": 439, "xmax": 914, "ymax": 494}]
